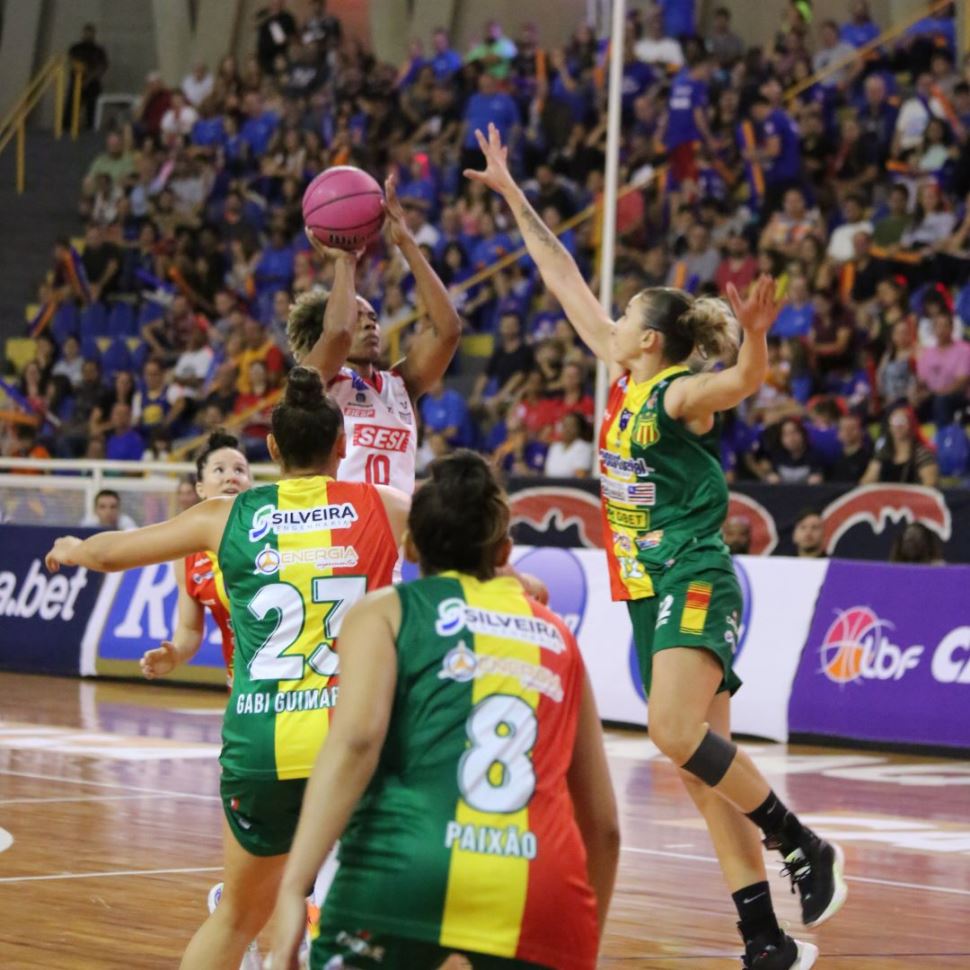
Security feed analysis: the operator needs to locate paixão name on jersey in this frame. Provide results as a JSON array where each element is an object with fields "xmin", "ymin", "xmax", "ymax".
[
  {"xmin": 434, "ymin": 598, "xmax": 566, "ymax": 653},
  {"xmin": 248, "ymin": 503, "xmax": 358, "ymax": 541},
  {"xmin": 445, "ymin": 821, "xmax": 538, "ymax": 860}
]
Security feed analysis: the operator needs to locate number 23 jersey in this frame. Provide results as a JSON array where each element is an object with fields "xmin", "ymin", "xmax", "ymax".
[
  {"xmin": 217, "ymin": 475, "xmax": 398, "ymax": 780},
  {"xmin": 328, "ymin": 367, "xmax": 416, "ymax": 493}
]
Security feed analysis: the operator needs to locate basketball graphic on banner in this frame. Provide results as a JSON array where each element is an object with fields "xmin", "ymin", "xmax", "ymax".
[{"xmin": 819, "ymin": 606, "xmax": 881, "ymax": 684}]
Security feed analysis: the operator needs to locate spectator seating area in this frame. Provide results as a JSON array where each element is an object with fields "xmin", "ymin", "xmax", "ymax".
[{"xmin": 2, "ymin": 0, "xmax": 969, "ymax": 487}]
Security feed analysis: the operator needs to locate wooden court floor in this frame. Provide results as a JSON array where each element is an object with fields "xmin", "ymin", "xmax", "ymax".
[{"xmin": 1, "ymin": 671, "xmax": 968, "ymax": 969}]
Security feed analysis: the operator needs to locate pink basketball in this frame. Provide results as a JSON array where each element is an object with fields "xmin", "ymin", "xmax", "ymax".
[{"xmin": 302, "ymin": 166, "xmax": 385, "ymax": 251}]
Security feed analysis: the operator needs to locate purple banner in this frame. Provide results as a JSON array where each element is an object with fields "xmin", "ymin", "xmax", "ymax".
[{"xmin": 788, "ymin": 561, "xmax": 970, "ymax": 749}]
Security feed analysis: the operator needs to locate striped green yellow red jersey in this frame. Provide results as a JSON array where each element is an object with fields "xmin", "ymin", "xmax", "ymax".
[
  {"xmin": 598, "ymin": 365, "xmax": 728, "ymax": 600},
  {"xmin": 217, "ymin": 476, "xmax": 397, "ymax": 780},
  {"xmin": 323, "ymin": 572, "xmax": 599, "ymax": 970}
]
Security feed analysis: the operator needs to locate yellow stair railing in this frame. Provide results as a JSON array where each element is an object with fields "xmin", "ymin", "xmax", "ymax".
[{"xmin": 0, "ymin": 53, "xmax": 83, "ymax": 193}]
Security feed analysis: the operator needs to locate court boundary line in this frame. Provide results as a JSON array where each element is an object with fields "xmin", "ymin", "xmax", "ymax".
[
  {"xmin": 0, "ymin": 768, "xmax": 220, "ymax": 801},
  {"xmin": 621, "ymin": 846, "xmax": 970, "ymax": 898},
  {"xmin": 0, "ymin": 865, "xmax": 222, "ymax": 884},
  {"xmin": 0, "ymin": 793, "xmax": 167, "ymax": 806}
]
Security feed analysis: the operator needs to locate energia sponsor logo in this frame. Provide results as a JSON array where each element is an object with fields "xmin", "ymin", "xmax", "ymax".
[
  {"xmin": 248, "ymin": 503, "xmax": 358, "ymax": 542},
  {"xmin": 253, "ymin": 544, "xmax": 359, "ymax": 575},
  {"xmin": 437, "ymin": 641, "xmax": 564, "ymax": 702},
  {"xmin": 434, "ymin": 597, "xmax": 566, "ymax": 653},
  {"xmin": 0, "ymin": 560, "xmax": 88, "ymax": 620}
]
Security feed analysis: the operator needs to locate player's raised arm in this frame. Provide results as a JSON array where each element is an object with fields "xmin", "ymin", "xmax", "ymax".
[
  {"xmin": 664, "ymin": 276, "xmax": 779, "ymax": 424},
  {"xmin": 464, "ymin": 123, "xmax": 616, "ymax": 366},
  {"xmin": 384, "ymin": 173, "xmax": 461, "ymax": 399},
  {"xmin": 295, "ymin": 236, "xmax": 360, "ymax": 382},
  {"xmin": 45, "ymin": 497, "xmax": 232, "ymax": 574}
]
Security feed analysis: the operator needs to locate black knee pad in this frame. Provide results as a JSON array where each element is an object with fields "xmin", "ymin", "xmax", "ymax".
[{"xmin": 681, "ymin": 729, "xmax": 737, "ymax": 787}]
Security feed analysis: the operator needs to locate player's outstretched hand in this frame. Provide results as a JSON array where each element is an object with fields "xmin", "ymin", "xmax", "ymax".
[
  {"xmin": 269, "ymin": 883, "xmax": 308, "ymax": 970},
  {"xmin": 463, "ymin": 122, "xmax": 517, "ymax": 197},
  {"xmin": 45, "ymin": 536, "xmax": 82, "ymax": 573},
  {"xmin": 140, "ymin": 641, "xmax": 179, "ymax": 680},
  {"xmin": 726, "ymin": 275, "xmax": 781, "ymax": 336},
  {"xmin": 382, "ymin": 171, "xmax": 412, "ymax": 248},
  {"xmin": 303, "ymin": 227, "xmax": 363, "ymax": 264}
]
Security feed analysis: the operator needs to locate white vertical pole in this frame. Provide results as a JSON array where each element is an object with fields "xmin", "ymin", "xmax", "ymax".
[{"xmin": 593, "ymin": 0, "xmax": 626, "ymax": 465}]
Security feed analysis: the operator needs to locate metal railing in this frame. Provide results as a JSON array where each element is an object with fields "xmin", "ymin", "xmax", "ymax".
[
  {"xmin": 0, "ymin": 457, "xmax": 278, "ymax": 529},
  {"xmin": 0, "ymin": 53, "xmax": 83, "ymax": 193}
]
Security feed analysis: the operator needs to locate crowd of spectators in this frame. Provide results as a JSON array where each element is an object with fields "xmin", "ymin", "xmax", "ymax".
[{"xmin": 3, "ymin": 0, "xmax": 970, "ymax": 493}]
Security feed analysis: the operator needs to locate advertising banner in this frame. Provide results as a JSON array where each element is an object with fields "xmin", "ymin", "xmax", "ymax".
[
  {"xmin": 503, "ymin": 548, "xmax": 822, "ymax": 741},
  {"xmin": 788, "ymin": 561, "xmax": 970, "ymax": 749},
  {"xmin": 79, "ymin": 562, "xmax": 229, "ymax": 685},
  {"xmin": 507, "ymin": 480, "xmax": 970, "ymax": 562},
  {"xmin": 0, "ymin": 526, "xmax": 105, "ymax": 676}
]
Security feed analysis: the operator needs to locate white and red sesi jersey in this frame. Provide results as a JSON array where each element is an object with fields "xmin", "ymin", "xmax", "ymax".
[{"xmin": 328, "ymin": 366, "xmax": 416, "ymax": 493}]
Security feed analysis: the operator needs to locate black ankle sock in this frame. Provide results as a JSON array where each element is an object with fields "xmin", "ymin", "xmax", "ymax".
[
  {"xmin": 733, "ymin": 881, "xmax": 779, "ymax": 943},
  {"xmin": 745, "ymin": 791, "xmax": 807, "ymax": 851}
]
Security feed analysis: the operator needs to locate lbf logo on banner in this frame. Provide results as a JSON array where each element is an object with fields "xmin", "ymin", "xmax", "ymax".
[
  {"xmin": 819, "ymin": 607, "xmax": 922, "ymax": 684},
  {"xmin": 788, "ymin": 561, "xmax": 970, "ymax": 749}
]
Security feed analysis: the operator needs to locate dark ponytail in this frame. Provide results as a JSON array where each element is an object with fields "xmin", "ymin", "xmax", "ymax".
[
  {"xmin": 409, "ymin": 450, "xmax": 510, "ymax": 579},
  {"xmin": 271, "ymin": 366, "xmax": 344, "ymax": 469}
]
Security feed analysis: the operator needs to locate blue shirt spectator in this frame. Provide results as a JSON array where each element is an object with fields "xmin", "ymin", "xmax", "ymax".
[
  {"xmin": 420, "ymin": 379, "xmax": 473, "ymax": 446},
  {"xmin": 191, "ymin": 115, "xmax": 226, "ymax": 149},
  {"xmin": 771, "ymin": 298, "xmax": 815, "ymax": 339},
  {"xmin": 657, "ymin": 0, "xmax": 695, "ymax": 38},
  {"xmin": 240, "ymin": 99, "xmax": 279, "ymax": 157},
  {"xmin": 253, "ymin": 231, "xmax": 295, "ymax": 296},
  {"xmin": 430, "ymin": 29, "xmax": 463, "ymax": 80},
  {"xmin": 666, "ymin": 67, "xmax": 709, "ymax": 148},
  {"xmin": 761, "ymin": 106, "xmax": 802, "ymax": 186},
  {"xmin": 462, "ymin": 76, "xmax": 520, "ymax": 148},
  {"xmin": 105, "ymin": 402, "xmax": 144, "ymax": 461}
]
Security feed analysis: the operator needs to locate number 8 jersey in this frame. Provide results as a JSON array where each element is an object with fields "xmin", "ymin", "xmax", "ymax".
[
  {"xmin": 218, "ymin": 475, "xmax": 397, "ymax": 781},
  {"xmin": 328, "ymin": 367, "xmax": 416, "ymax": 492},
  {"xmin": 322, "ymin": 573, "xmax": 599, "ymax": 970}
]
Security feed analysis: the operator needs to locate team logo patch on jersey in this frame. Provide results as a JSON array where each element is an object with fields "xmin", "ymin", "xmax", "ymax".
[
  {"xmin": 253, "ymin": 543, "xmax": 360, "ymax": 574},
  {"xmin": 248, "ymin": 503, "xmax": 359, "ymax": 541},
  {"xmin": 606, "ymin": 506, "xmax": 649, "ymax": 529},
  {"xmin": 351, "ymin": 424, "xmax": 411, "ymax": 453},
  {"xmin": 434, "ymin": 597, "xmax": 566, "ymax": 653},
  {"xmin": 635, "ymin": 530, "xmax": 665, "ymax": 551},
  {"xmin": 612, "ymin": 531, "xmax": 634, "ymax": 555},
  {"xmin": 438, "ymin": 641, "xmax": 478, "ymax": 682},
  {"xmin": 599, "ymin": 450, "xmax": 652, "ymax": 478},
  {"xmin": 633, "ymin": 414, "xmax": 659, "ymax": 447},
  {"xmin": 680, "ymin": 581, "xmax": 713, "ymax": 634}
]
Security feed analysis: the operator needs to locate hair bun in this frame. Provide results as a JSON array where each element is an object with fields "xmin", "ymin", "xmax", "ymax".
[
  {"xmin": 205, "ymin": 429, "xmax": 240, "ymax": 453},
  {"xmin": 284, "ymin": 366, "xmax": 325, "ymax": 409},
  {"xmin": 431, "ymin": 449, "xmax": 498, "ymax": 502}
]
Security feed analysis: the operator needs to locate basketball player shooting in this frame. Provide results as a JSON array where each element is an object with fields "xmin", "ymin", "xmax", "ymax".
[{"xmin": 288, "ymin": 172, "xmax": 461, "ymax": 495}]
